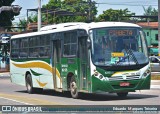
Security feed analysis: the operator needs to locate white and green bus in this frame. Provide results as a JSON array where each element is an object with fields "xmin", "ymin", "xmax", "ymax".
[{"xmin": 10, "ymin": 22, "xmax": 150, "ymax": 98}]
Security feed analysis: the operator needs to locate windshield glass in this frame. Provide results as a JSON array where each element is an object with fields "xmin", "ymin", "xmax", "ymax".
[{"xmin": 90, "ymin": 27, "xmax": 149, "ymax": 66}]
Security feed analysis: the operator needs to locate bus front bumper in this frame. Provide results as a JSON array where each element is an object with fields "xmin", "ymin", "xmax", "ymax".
[{"xmin": 91, "ymin": 74, "xmax": 151, "ymax": 93}]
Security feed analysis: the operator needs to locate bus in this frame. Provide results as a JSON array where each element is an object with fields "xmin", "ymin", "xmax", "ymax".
[{"xmin": 10, "ymin": 22, "xmax": 150, "ymax": 99}]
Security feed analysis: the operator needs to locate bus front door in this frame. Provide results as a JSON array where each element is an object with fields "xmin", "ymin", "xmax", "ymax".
[
  {"xmin": 52, "ymin": 40, "xmax": 62, "ymax": 91},
  {"xmin": 79, "ymin": 37, "xmax": 88, "ymax": 91}
]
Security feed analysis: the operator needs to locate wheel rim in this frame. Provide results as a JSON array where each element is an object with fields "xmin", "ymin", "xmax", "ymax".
[
  {"xmin": 26, "ymin": 77, "xmax": 31, "ymax": 92},
  {"xmin": 27, "ymin": 83, "xmax": 31, "ymax": 91},
  {"xmin": 70, "ymin": 81, "xmax": 77, "ymax": 95}
]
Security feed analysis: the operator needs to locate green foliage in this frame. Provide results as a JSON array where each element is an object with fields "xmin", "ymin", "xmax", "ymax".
[
  {"xmin": 0, "ymin": 0, "xmax": 20, "ymax": 27},
  {"xmin": 19, "ymin": 19, "xmax": 27, "ymax": 27},
  {"xmin": 143, "ymin": 6, "xmax": 158, "ymax": 16},
  {"xmin": 42, "ymin": 0, "xmax": 97, "ymax": 24},
  {"xmin": 16, "ymin": 18, "xmax": 27, "ymax": 32},
  {"xmin": 98, "ymin": 8, "xmax": 135, "ymax": 22},
  {"xmin": 143, "ymin": 5, "xmax": 158, "ymax": 21}
]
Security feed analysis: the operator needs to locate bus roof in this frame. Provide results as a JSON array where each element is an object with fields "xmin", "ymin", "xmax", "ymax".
[
  {"xmin": 87, "ymin": 22, "xmax": 141, "ymax": 29},
  {"xmin": 40, "ymin": 22, "xmax": 87, "ymax": 31},
  {"xmin": 11, "ymin": 22, "xmax": 141, "ymax": 39},
  {"xmin": 11, "ymin": 22, "xmax": 87, "ymax": 39}
]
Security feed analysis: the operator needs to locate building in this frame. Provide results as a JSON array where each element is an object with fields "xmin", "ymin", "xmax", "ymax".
[{"xmin": 137, "ymin": 22, "xmax": 158, "ymax": 55}]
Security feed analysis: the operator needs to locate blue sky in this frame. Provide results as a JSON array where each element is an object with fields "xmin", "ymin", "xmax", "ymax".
[{"xmin": 13, "ymin": 0, "xmax": 158, "ymax": 21}]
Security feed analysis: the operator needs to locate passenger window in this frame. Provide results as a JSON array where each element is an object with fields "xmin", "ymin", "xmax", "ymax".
[
  {"xmin": 11, "ymin": 40, "xmax": 19, "ymax": 58},
  {"xmin": 63, "ymin": 31, "xmax": 77, "ymax": 57},
  {"xmin": 29, "ymin": 47, "xmax": 39, "ymax": 58}
]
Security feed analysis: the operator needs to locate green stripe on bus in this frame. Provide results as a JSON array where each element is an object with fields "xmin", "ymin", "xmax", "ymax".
[{"xmin": 30, "ymin": 69, "xmax": 42, "ymax": 76}]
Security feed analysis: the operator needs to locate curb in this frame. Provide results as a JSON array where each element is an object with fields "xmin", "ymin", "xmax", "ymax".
[{"xmin": 0, "ymin": 72, "xmax": 10, "ymax": 77}]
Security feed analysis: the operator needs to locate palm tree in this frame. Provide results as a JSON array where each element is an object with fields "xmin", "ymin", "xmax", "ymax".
[
  {"xmin": 143, "ymin": 5, "xmax": 158, "ymax": 21},
  {"xmin": 18, "ymin": 19, "xmax": 27, "ymax": 31},
  {"xmin": 143, "ymin": 6, "xmax": 153, "ymax": 16}
]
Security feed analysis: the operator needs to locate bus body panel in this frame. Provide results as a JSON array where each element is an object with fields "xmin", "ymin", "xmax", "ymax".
[
  {"xmin": 61, "ymin": 58, "xmax": 79, "ymax": 90},
  {"xmin": 90, "ymin": 63, "xmax": 151, "ymax": 93},
  {"xmin": 10, "ymin": 62, "xmax": 26, "ymax": 86},
  {"xmin": 91, "ymin": 74, "xmax": 151, "ymax": 93},
  {"xmin": 10, "ymin": 59, "xmax": 62, "ymax": 89}
]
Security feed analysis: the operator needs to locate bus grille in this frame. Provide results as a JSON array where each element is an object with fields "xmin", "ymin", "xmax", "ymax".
[{"xmin": 108, "ymin": 75, "xmax": 140, "ymax": 81}]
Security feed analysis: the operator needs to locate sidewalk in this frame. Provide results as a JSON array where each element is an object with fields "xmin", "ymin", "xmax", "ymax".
[
  {"xmin": 0, "ymin": 68, "xmax": 9, "ymax": 73},
  {"xmin": 0, "ymin": 61, "xmax": 9, "ymax": 73},
  {"xmin": 0, "ymin": 71, "xmax": 10, "ymax": 77}
]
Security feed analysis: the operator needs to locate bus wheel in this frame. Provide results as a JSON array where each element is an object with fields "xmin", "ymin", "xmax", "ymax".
[
  {"xmin": 26, "ymin": 74, "xmax": 35, "ymax": 94},
  {"xmin": 117, "ymin": 92, "xmax": 128, "ymax": 98},
  {"xmin": 70, "ymin": 77, "xmax": 79, "ymax": 99}
]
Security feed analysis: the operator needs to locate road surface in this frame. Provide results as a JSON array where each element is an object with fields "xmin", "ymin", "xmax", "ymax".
[{"xmin": 0, "ymin": 74, "xmax": 159, "ymax": 106}]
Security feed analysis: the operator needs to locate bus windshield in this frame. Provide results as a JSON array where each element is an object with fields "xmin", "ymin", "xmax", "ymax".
[{"xmin": 90, "ymin": 27, "xmax": 149, "ymax": 66}]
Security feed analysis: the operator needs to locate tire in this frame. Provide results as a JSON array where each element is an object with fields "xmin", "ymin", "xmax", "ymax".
[
  {"xmin": 117, "ymin": 92, "xmax": 128, "ymax": 98},
  {"xmin": 70, "ymin": 76, "xmax": 79, "ymax": 99},
  {"xmin": 26, "ymin": 74, "xmax": 35, "ymax": 94},
  {"xmin": 35, "ymin": 88, "xmax": 43, "ymax": 94}
]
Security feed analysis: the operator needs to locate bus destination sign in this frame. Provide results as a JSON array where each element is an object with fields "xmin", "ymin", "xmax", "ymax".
[{"xmin": 109, "ymin": 30, "xmax": 135, "ymax": 36}]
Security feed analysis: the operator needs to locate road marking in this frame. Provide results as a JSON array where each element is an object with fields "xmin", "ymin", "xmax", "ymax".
[
  {"xmin": 151, "ymin": 72, "xmax": 160, "ymax": 74},
  {"xmin": 0, "ymin": 97, "xmax": 33, "ymax": 105},
  {"xmin": 0, "ymin": 93, "xmax": 64, "ymax": 105},
  {"xmin": 151, "ymin": 85, "xmax": 160, "ymax": 89},
  {"xmin": 151, "ymin": 80, "xmax": 160, "ymax": 82}
]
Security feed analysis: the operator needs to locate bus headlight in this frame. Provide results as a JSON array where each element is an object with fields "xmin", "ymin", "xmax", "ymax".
[
  {"xmin": 93, "ymin": 70, "xmax": 104, "ymax": 80},
  {"xmin": 99, "ymin": 75, "xmax": 103, "ymax": 79},
  {"xmin": 142, "ymin": 69, "xmax": 151, "ymax": 78},
  {"xmin": 93, "ymin": 71, "xmax": 109, "ymax": 81},
  {"xmin": 94, "ymin": 71, "xmax": 99, "ymax": 76},
  {"xmin": 143, "ymin": 72, "xmax": 147, "ymax": 77}
]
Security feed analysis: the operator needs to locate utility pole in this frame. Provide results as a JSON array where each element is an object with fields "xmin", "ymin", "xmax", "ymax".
[
  {"xmin": 88, "ymin": 0, "xmax": 92, "ymax": 22},
  {"xmin": 37, "ymin": 0, "xmax": 41, "ymax": 31},
  {"xmin": 158, "ymin": 0, "xmax": 160, "ymax": 56}
]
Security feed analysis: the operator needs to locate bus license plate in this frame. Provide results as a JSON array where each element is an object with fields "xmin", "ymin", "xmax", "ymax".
[{"xmin": 120, "ymin": 82, "xmax": 130, "ymax": 86}]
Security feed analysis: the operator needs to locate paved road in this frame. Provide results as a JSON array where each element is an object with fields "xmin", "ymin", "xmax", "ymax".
[{"xmin": 0, "ymin": 73, "xmax": 160, "ymax": 106}]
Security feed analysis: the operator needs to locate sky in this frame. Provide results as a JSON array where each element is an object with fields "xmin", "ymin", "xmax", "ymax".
[{"xmin": 13, "ymin": 0, "xmax": 158, "ymax": 22}]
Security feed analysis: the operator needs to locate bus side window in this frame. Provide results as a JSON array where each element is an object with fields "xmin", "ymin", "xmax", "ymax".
[
  {"xmin": 39, "ymin": 46, "xmax": 50, "ymax": 57},
  {"xmin": 11, "ymin": 49, "xmax": 19, "ymax": 58},
  {"xmin": 19, "ymin": 38, "xmax": 28, "ymax": 58},
  {"xmin": 29, "ymin": 48, "xmax": 39, "ymax": 58},
  {"xmin": 11, "ymin": 39, "xmax": 19, "ymax": 58},
  {"xmin": 63, "ymin": 31, "xmax": 77, "ymax": 57},
  {"xmin": 39, "ymin": 34, "xmax": 51, "ymax": 58}
]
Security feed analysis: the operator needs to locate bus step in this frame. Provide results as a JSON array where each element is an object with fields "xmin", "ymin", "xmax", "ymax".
[{"xmin": 55, "ymin": 88, "xmax": 63, "ymax": 92}]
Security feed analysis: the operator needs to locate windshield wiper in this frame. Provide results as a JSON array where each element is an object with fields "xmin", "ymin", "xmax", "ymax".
[{"xmin": 126, "ymin": 49, "xmax": 139, "ymax": 65}]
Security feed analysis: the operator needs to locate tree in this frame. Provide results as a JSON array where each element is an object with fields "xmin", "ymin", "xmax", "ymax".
[
  {"xmin": 97, "ymin": 8, "xmax": 135, "ymax": 22},
  {"xmin": 0, "ymin": 0, "xmax": 20, "ymax": 27},
  {"xmin": 42, "ymin": 0, "xmax": 97, "ymax": 24},
  {"xmin": 143, "ymin": 6, "xmax": 158, "ymax": 16},
  {"xmin": 143, "ymin": 6, "xmax": 158, "ymax": 21},
  {"xmin": 16, "ymin": 18, "xmax": 27, "ymax": 32},
  {"xmin": 14, "ymin": 12, "xmax": 47, "ymax": 32}
]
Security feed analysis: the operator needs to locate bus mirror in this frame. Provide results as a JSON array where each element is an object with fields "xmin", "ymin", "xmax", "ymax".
[
  {"xmin": 87, "ymin": 38, "xmax": 91, "ymax": 49},
  {"xmin": 143, "ymin": 31, "xmax": 146, "ymax": 38}
]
